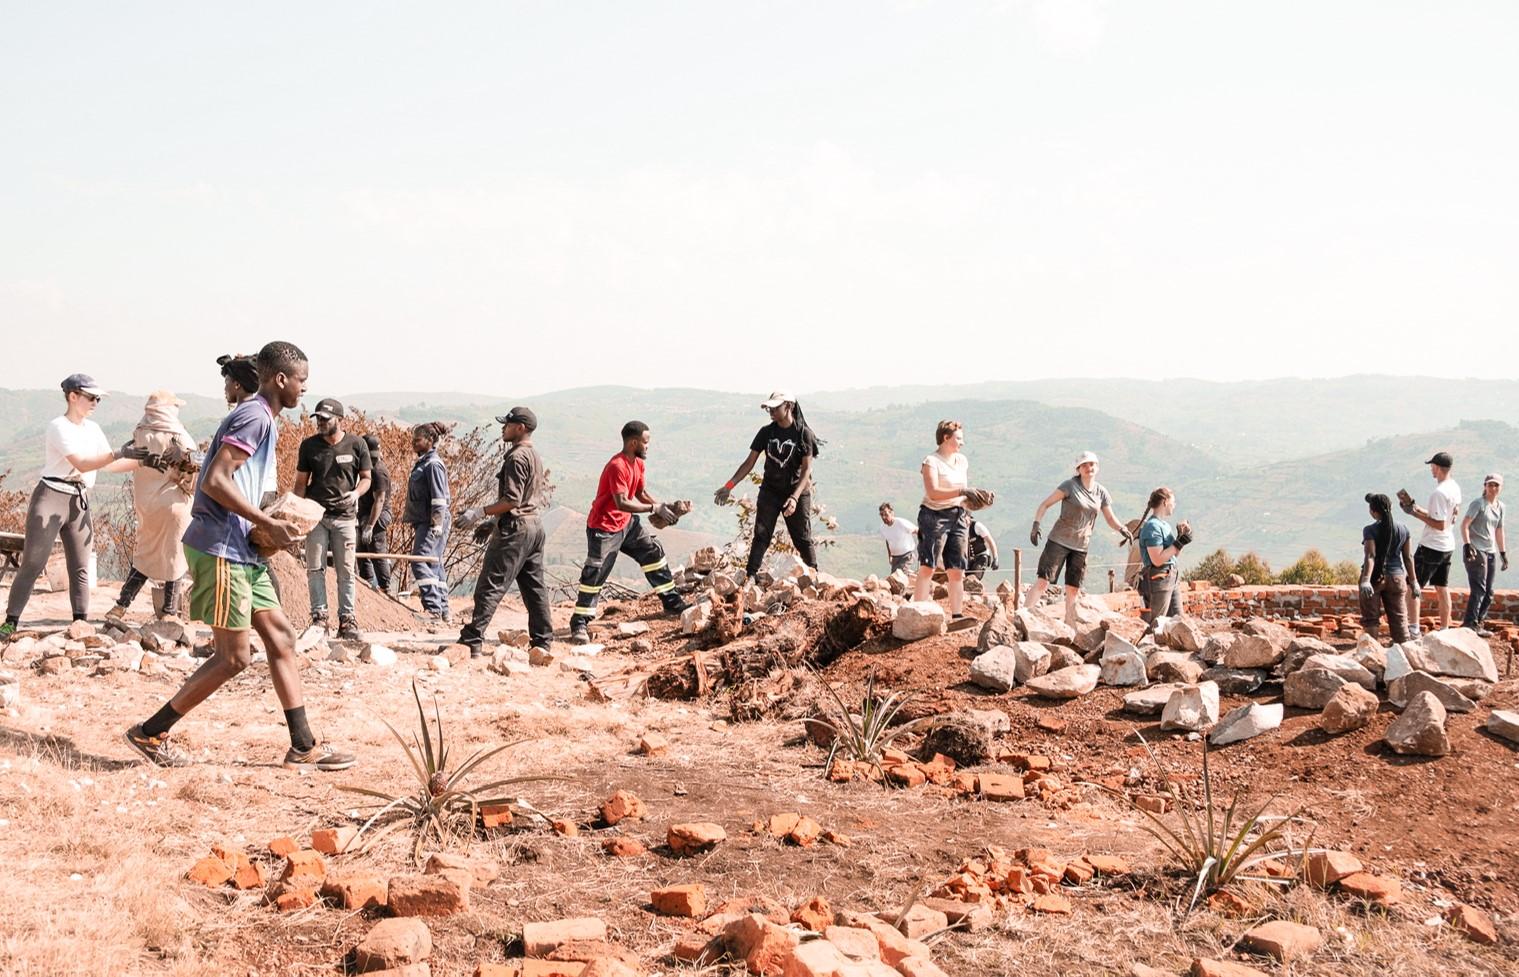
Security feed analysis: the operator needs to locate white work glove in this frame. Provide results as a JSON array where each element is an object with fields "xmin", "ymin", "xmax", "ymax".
[{"xmin": 458, "ymin": 506, "xmax": 486, "ymax": 529}]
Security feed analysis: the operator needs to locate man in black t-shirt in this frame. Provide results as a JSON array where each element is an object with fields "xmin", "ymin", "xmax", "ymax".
[
  {"xmin": 356, "ymin": 433, "xmax": 393, "ymax": 593},
  {"xmin": 294, "ymin": 399, "xmax": 371, "ymax": 639},
  {"xmin": 715, "ymin": 391, "xmax": 821, "ymax": 577}
]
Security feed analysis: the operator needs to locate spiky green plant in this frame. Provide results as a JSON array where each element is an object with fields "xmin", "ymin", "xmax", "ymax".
[
  {"xmin": 339, "ymin": 681, "xmax": 563, "ymax": 861},
  {"xmin": 812, "ymin": 669, "xmax": 934, "ymax": 778},
  {"xmin": 1123, "ymin": 734, "xmax": 1313, "ymax": 916}
]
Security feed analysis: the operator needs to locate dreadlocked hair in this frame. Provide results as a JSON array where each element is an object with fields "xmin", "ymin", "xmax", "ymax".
[
  {"xmin": 1366, "ymin": 492, "xmax": 1394, "ymax": 582},
  {"xmin": 411, "ymin": 421, "xmax": 453, "ymax": 444},
  {"xmin": 791, "ymin": 401, "xmax": 824, "ymax": 458}
]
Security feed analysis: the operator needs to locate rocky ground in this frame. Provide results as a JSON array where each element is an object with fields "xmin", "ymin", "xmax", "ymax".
[{"xmin": 1, "ymin": 554, "xmax": 1517, "ymax": 977}]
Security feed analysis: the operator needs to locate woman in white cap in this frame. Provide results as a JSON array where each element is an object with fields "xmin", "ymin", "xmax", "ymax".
[
  {"xmin": 1460, "ymin": 473, "xmax": 1507, "ymax": 636},
  {"xmin": 106, "ymin": 390, "xmax": 202, "ymax": 623},
  {"xmin": 714, "ymin": 391, "xmax": 822, "ymax": 578},
  {"xmin": 2, "ymin": 374, "xmax": 144, "ymax": 638},
  {"xmin": 1025, "ymin": 451, "xmax": 1131, "ymax": 625}
]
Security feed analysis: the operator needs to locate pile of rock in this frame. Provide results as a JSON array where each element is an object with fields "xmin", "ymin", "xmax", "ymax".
[
  {"xmin": 3, "ymin": 618, "xmax": 199, "ymax": 678},
  {"xmin": 929, "ymin": 844, "xmax": 1131, "ymax": 916}
]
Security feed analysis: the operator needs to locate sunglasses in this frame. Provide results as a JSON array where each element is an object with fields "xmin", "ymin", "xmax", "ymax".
[{"xmin": 73, "ymin": 391, "xmax": 101, "ymax": 403}]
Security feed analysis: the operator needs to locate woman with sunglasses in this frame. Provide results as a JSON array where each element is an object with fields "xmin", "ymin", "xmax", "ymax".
[{"xmin": 2, "ymin": 374, "xmax": 144, "ymax": 638}]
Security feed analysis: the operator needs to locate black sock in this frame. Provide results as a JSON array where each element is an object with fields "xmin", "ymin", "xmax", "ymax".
[
  {"xmin": 284, "ymin": 707, "xmax": 316, "ymax": 752},
  {"xmin": 73, "ymin": 613, "xmax": 87, "ymax": 622},
  {"xmin": 141, "ymin": 702, "xmax": 182, "ymax": 738}
]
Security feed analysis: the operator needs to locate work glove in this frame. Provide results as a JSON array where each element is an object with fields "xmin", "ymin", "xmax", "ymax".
[
  {"xmin": 457, "ymin": 506, "xmax": 486, "ymax": 529},
  {"xmin": 472, "ymin": 521, "xmax": 494, "ymax": 545},
  {"xmin": 1502, "ymin": 552, "xmax": 1510, "ymax": 572},
  {"xmin": 1396, "ymin": 489, "xmax": 1415, "ymax": 515},
  {"xmin": 429, "ymin": 511, "xmax": 444, "ymax": 530},
  {"xmin": 714, "ymin": 485, "xmax": 732, "ymax": 505},
  {"xmin": 649, "ymin": 500, "xmax": 692, "ymax": 529},
  {"xmin": 1463, "ymin": 543, "xmax": 1479, "ymax": 564},
  {"xmin": 1175, "ymin": 523, "xmax": 1193, "ymax": 549},
  {"xmin": 140, "ymin": 452, "xmax": 171, "ymax": 472},
  {"xmin": 962, "ymin": 487, "xmax": 995, "ymax": 511},
  {"xmin": 1117, "ymin": 526, "xmax": 1134, "ymax": 547},
  {"xmin": 359, "ymin": 526, "xmax": 374, "ymax": 548},
  {"xmin": 1359, "ymin": 580, "xmax": 1376, "ymax": 601},
  {"xmin": 990, "ymin": 556, "xmax": 1000, "ymax": 571},
  {"xmin": 1029, "ymin": 521, "xmax": 1042, "ymax": 547},
  {"xmin": 114, "ymin": 441, "xmax": 150, "ymax": 462}
]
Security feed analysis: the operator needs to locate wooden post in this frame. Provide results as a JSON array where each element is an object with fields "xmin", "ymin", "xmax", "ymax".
[
  {"xmin": 1108, "ymin": 568, "xmax": 1116, "ymax": 593},
  {"xmin": 1012, "ymin": 548, "xmax": 1022, "ymax": 610}
]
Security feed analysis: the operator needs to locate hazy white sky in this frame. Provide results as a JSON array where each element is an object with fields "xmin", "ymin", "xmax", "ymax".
[{"xmin": 3, "ymin": 1, "xmax": 1515, "ymax": 400}]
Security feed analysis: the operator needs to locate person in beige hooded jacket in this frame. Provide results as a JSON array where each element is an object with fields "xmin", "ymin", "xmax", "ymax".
[{"xmin": 106, "ymin": 390, "xmax": 201, "ymax": 621}]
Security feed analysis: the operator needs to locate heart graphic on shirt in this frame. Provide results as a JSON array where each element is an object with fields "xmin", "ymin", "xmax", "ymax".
[{"xmin": 767, "ymin": 439, "xmax": 797, "ymax": 467}]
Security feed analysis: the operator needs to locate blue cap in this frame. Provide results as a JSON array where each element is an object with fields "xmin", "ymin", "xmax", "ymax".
[{"xmin": 61, "ymin": 373, "xmax": 105, "ymax": 397}]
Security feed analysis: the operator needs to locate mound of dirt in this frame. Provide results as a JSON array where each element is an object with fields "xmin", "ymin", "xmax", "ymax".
[{"xmin": 265, "ymin": 550, "xmax": 424, "ymax": 632}]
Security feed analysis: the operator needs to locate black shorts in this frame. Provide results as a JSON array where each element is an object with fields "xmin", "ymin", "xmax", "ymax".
[
  {"xmin": 1036, "ymin": 539, "xmax": 1087, "ymax": 588},
  {"xmin": 1413, "ymin": 545, "xmax": 1452, "ymax": 588}
]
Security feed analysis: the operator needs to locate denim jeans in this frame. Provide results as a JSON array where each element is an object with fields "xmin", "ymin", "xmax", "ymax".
[
  {"xmin": 1462, "ymin": 550, "xmax": 1497, "ymax": 628},
  {"xmin": 305, "ymin": 515, "xmax": 358, "ymax": 621}
]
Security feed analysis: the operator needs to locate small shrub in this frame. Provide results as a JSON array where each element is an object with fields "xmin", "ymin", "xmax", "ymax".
[{"xmin": 812, "ymin": 669, "xmax": 932, "ymax": 777}]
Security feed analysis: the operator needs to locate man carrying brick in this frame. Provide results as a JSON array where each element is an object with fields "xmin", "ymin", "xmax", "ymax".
[
  {"xmin": 455, "ymin": 407, "xmax": 554, "ymax": 658},
  {"xmin": 293, "ymin": 398, "xmax": 371, "ymax": 640},
  {"xmin": 125, "ymin": 341, "xmax": 356, "ymax": 771},
  {"xmin": 568, "ymin": 421, "xmax": 689, "ymax": 644},
  {"xmin": 1399, "ymin": 451, "xmax": 1462, "ymax": 635}
]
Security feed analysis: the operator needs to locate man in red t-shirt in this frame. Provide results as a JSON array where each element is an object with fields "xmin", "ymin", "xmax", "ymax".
[{"xmin": 569, "ymin": 421, "xmax": 690, "ymax": 643}]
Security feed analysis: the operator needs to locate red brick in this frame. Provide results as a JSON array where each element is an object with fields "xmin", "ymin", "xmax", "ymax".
[
  {"xmin": 598, "ymin": 790, "xmax": 647, "ymax": 826},
  {"xmin": 781, "ymin": 939, "xmax": 848, "ymax": 977},
  {"xmin": 672, "ymin": 937, "xmax": 716, "ymax": 963},
  {"xmin": 353, "ymin": 917, "xmax": 432, "ymax": 972},
  {"xmin": 1207, "ymin": 890, "xmax": 1250, "ymax": 917},
  {"xmin": 187, "ymin": 855, "xmax": 233, "ymax": 887},
  {"xmin": 480, "ymin": 804, "xmax": 514, "ymax": 829},
  {"xmin": 667, "ymin": 821, "xmax": 725, "ymax": 855},
  {"xmin": 281, "ymin": 849, "xmax": 328, "ymax": 884},
  {"xmin": 311, "ymin": 825, "xmax": 360, "ymax": 855},
  {"xmin": 824, "ymin": 926, "xmax": 879, "ymax": 961},
  {"xmin": 322, "ymin": 874, "xmax": 388, "ymax": 910},
  {"xmin": 721, "ymin": 914, "xmax": 800, "ymax": 975},
  {"xmin": 787, "ymin": 816, "xmax": 822, "ymax": 847},
  {"xmin": 650, "ymin": 884, "xmax": 707, "ymax": 917},
  {"xmin": 636, "ymin": 732, "xmax": 669, "ymax": 757},
  {"xmin": 1241, "ymin": 920, "xmax": 1321, "ymax": 961},
  {"xmin": 1063, "ymin": 860, "xmax": 1095, "ymax": 885},
  {"xmin": 896, "ymin": 958, "xmax": 950, "ymax": 977},
  {"xmin": 1191, "ymin": 959, "xmax": 1269, "ymax": 977},
  {"xmin": 765, "ymin": 812, "xmax": 801, "ymax": 836},
  {"xmin": 976, "ymin": 773, "xmax": 1023, "ymax": 801},
  {"xmin": 1085, "ymin": 854, "xmax": 1130, "ymax": 876},
  {"xmin": 1304, "ymin": 850, "xmax": 1362, "ymax": 887},
  {"xmin": 1444, "ymin": 903, "xmax": 1498, "ymax": 945},
  {"xmin": 821, "ymin": 830, "xmax": 852, "ymax": 847},
  {"xmin": 550, "ymin": 818, "xmax": 579, "ymax": 837},
  {"xmin": 833, "ymin": 912, "xmax": 930, "ymax": 966},
  {"xmin": 890, "ymin": 904, "xmax": 948, "ymax": 939},
  {"xmin": 522, "ymin": 918, "xmax": 608, "ymax": 958},
  {"xmin": 268, "ymin": 836, "xmax": 300, "ymax": 857},
  {"xmin": 1335, "ymin": 872, "xmax": 1400, "ymax": 905},
  {"xmin": 274, "ymin": 885, "xmax": 320, "ymax": 911},
  {"xmin": 387, "ymin": 874, "xmax": 468, "ymax": 916},
  {"xmin": 886, "ymin": 764, "xmax": 927, "ymax": 788},
  {"xmin": 1031, "ymin": 894, "xmax": 1072, "ymax": 914},
  {"xmin": 601, "ymin": 837, "xmax": 646, "ymax": 858}
]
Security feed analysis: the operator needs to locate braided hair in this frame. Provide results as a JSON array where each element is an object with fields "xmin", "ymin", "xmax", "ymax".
[
  {"xmin": 1366, "ymin": 492, "xmax": 1394, "ymax": 582},
  {"xmin": 791, "ymin": 401, "xmax": 823, "ymax": 457},
  {"xmin": 1137, "ymin": 487, "xmax": 1173, "ymax": 529}
]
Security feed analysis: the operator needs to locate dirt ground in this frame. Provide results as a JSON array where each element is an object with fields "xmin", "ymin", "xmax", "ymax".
[{"xmin": 2, "ymin": 580, "xmax": 1517, "ymax": 977}]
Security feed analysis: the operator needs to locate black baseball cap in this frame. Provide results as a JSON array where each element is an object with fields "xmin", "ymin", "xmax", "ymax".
[
  {"xmin": 1425, "ymin": 451, "xmax": 1453, "ymax": 468},
  {"xmin": 313, "ymin": 398, "xmax": 345, "ymax": 419},
  {"xmin": 495, "ymin": 406, "xmax": 537, "ymax": 432}
]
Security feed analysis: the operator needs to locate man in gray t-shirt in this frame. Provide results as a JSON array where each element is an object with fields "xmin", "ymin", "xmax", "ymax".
[{"xmin": 1027, "ymin": 452, "xmax": 1133, "ymax": 625}]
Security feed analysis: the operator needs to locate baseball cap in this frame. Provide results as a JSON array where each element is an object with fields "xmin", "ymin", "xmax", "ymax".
[
  {"xmin": 494, "ymin": 406, "xmax": 538, "ymax": 432},
  {"xmin": 1484, "ymin": 472, "xmax": 1503, "ymax": 487},
  {"xmin": 312, "ymin": 398, "xmax": 345, "ymax": 419},
  {"xmin": 146, "ymin": 388, "xmax": 186, "ymax": 407},
  {"xmin": 760, "ymin": 390, "xmax": 795, "ymax": 409},
  {"xmin": 1075, "ymin": 450, "xmax": 1099, "ymax": 468},
  {"xmin": 61, "ymin": 373, "xmax": 105, "ymax": 398},
  {"xmin": 363, "ymin": 434, "xmax": 381, "ymax": 451},
  {"xmin": 1425, "ymin": 451, "xmax": 1453, "ymax": 468}
]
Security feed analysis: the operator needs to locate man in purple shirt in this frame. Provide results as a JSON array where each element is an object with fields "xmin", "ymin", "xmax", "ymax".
[{"xmin": 125, "ymin": 341, "xmax": 356, "ymax": 771}]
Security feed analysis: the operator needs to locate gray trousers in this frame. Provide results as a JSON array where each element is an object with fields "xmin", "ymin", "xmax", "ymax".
[
  {"xmin": 1140, "ymin": 564, "xmax": 1183, "ymax": 625},
  {"xmin": 7, "ymin": 482, "xmax": 94, "ymax": 620},
  {"xmin": 306, "ymin": 514, "xmax": 358, "ymax": 621}
]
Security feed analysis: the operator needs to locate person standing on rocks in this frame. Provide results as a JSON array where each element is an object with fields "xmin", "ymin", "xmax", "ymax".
[
  {"xmin": 106, "ymin": 390, "xmax": 201, "ymax": 624},
  {"xmin": 714, "ymin": 392, "xmax": 821, "ymax": 578},
  {"xmin": 568, "ymin": 421, "xmax": 689, "ymax": 644},
  {"xmin": 1358, "ymin": 492, "xmax": 1415, "ymax": 643},
  {"xmin": 877, "ymin": 502, "xmax": 919, "ymax": 574},
  {"xmin": 1460, "ymin": 473, "xmax": 1507, "ymax": 636},
  {"xmin": 355, "ymin": 434, "xmax": 393, "ymax": 593},
  {"xmin": 1398, "ymin": 451, "xmax": 1461, "ymax": 635},
  {"xmin": 911, "ymin": 420, "xmax": 984, "ymax": 631},
  {"xmin": 2, "ymin": 374, "xmax": 146, "ymax": 639},
  {"xmin": 404, "ymin": 422, "xmax": 453, "ymax": 623},
  {"xmin": 455, "ymin": 407, "xmax": 554, "ymax": 659},
  {"xmin": 1025, "ymin": 451, "xmax": 1131, "ymax": 622},
  {"xmin": 293, "ymin": 399, "xmax": 371, "ymax": 640},
  {"xmin": 125, "ymin": 342, "xmax": 356, "ymax": 771},
  {"xmin": 1136, "ymin": 487, "xmax": 1190, "ymax": 626}
]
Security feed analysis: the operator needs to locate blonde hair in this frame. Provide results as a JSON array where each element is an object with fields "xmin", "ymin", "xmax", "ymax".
[{"xmin": 935, "ymin": 420, "xmax": 962, "ymax": 445}]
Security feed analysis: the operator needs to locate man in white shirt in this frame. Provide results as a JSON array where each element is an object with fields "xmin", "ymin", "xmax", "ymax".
[
  {"xmin": 1399, "ymin": 451, "xmax": 1462, "ymax": 635},
  {"xmin": 877, "ymin": 502, "xmax": 918, "ymax": 573}
]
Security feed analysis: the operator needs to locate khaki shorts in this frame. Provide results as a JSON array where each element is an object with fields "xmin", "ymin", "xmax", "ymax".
[{"xmin": 186, "ymin": 545, "xmax": 280, "ymax": 631}]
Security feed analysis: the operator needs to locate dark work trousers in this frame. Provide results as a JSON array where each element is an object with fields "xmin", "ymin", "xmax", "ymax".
[
  {"xmin": 1463, "ymin": 551, "xmax": 1497, "ymax": 628},
  {"xmin": 1140, "ymin": 564, "xmax": 1182, "ymax": 625},
  {"xmin": 116, "ymin": 567, "xmax": 181, "ymax": 616},
  {"xmin": 410, "ymin": 519, "xmax": 451, "ymax": 616},
  {"xmin": 7, "ymin": 481, "xmax": 94, "ymax": 621},
  {"xmin": 357, "ymin": 524, "xmax": 392, "ymax": 593},
  {"xmin": 747, "ymin": 488, "xmax": 816, "ymax": 577},
  {"xmin": 458, "ymin": 515, "xmax": 553, "ymax": 652},
  {"xmin": 570, "ymin": 517, "xmax": 681, "ymax": 626},
  {"xmin": 1359, "ymin": 573, "xmax": 1411, "ymax": 643}
]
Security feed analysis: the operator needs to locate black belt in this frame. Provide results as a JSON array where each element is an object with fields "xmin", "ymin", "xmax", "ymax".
[{"xmin": 41, "ymin": 477, "xmax": 89, "ymax": 511}]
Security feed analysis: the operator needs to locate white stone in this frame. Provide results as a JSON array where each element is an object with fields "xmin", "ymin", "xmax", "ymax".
[
  {"xmin": 1209, "ymin": 702, "xmax": 1283, "ymax": 746},
  {"xmin": 295, "ymin": 625, "xmax": 327, "ymax": 655},
  {"xmin": 1023, "ymin": 663, "xmax": 1100, "ymax": 699},
  {"xmin": 1387, "ymin": 671, "xmax": 1476, "ymax": 713},
  {"xmin": 1099, "ymin": 639, "xmax": 1148, "ymax": 687},
  {"xmin": 1486, "ymin": 709, "xmax": 1519, "ymax": 745},
  {"xmin": 680, "ymin": 601, "xmax": 712, "ymax": 635},
  {"xmin": 1164, "ymin": 617, "xmax": 1205, "ymax": 653},
  {"xmin": 768, "ymin": 553, "xmax": 808, "ymax": 579},
  {"xmin": 893, "ymin": 602, "xmax": 947, "ymax": 641},
  {"xmin": 969, "ymin": 645, "xmax": 1020, "ymax": 692},
  {"xmin": 1384, "ymin": 690, "xmax": 1449, "ymax": 756},
  {"xmin": 1300, "ymin": 653, "xmax": 1376, "ymax": 690},
  {"xmin": 427, "ymin": 653, "xmax": 451, "ymax": 671},
  {"xmin": 1160, "ymin": 682, "xmax": 1220, "ymax": 732},
  {"xmin": 1012, "ymin": 641, "xmax": 1052, "ymax": 684},
  {"xmin": 1122, "ymin": 683, "xmax": 1185, "ymax": 717},
  {"xmin": 360, "ymin": 643, "xmax": 397, "ymax": 667},
  {"xmin": 1016, "ymin": 607, "xmax": 1075, "ymax": 644},
  {"xmin": 1405, "ymin": 629, "xmax": 1499, "ymax": 683},
  {"xmin": 1283, "ymin": 668, "xmax": 1347, "ymax": 709},
  {"xmin": 1384, "ymin": 643, "xmax": 1415, "ymax": 684},
  {"xmin": 488, "ymin": 647, "xmax": 530, "ymax": 675},
  {"xmin": 0, "ymin": 671, "xmax": 19, "ymax": 709},
  {"xmin": 1222, "ymin": 633, "xmax": 1282, "ymax": 669},
  {"xmin": 617, "ymin": 621, "xmax": 650, "ymax": 637}
]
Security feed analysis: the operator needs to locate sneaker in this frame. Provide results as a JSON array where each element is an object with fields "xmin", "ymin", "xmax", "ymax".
[
  {"xmin": 124, "ymin": 723, "xmax": 194, "ymax": 768},
  {"xmin": 568, "ymin": 622, "xmax": 591, "ymax": 646},
  {"xmin": 310, "ymin": 610, "xmax": 329, "ymax": 630},
  {"xmin": 105, "ymin": 605, "xmax": 128, "ymax": 625},
  {"xmin": 283, "ymin": 740, "xmax": 356, "ymax": 772},
  {"xmin": 1477, "ymin": 628, "xmax": 1495, "ymax": 638},
  {"xmin": 947, "ymin": 614, "xmax": 979, "ymax": 633},
  {"xmin": 0, "ymin": 621, "xmax": 16, "ymax": 641},
  {"xmin": 337, "ymin": 619, "xmax": 361, "ymax": 641}
]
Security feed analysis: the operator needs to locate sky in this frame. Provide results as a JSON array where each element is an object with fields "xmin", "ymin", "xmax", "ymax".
[{"xmin": 2, "ymin": 1, "xmax": 1516, "ymax": 400}]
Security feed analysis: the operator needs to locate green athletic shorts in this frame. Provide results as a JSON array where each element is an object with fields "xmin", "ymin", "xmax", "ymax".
[{"xmin": 185, "ymin": 545, "xmax": 279, "ymax": 631}]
